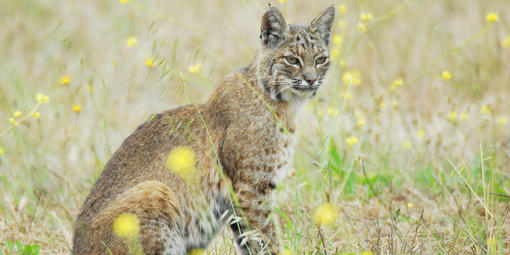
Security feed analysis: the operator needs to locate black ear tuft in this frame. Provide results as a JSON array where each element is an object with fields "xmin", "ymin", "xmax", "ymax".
[
  {"xmin": 310, "ymin": 5, "xmax": 335, "ymax": 45},
  {"xmin": 260, "ymin": 7, "xmax": 287, "ymax": 49}
]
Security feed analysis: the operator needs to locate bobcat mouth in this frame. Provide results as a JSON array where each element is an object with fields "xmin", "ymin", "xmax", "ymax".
[{"xmin": 291, "ymin": 85, "xmax": 319, "ymax": 92}]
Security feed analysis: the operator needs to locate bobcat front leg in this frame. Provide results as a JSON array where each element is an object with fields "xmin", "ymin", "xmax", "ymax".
[{"xmin": 229, "ymin": 180, "xmax": 278, "ymax": 255}]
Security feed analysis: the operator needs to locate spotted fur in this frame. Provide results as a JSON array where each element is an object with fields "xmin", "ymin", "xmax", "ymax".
[{"xmin": 73, "ymin": 5, "xmax": 334, "ymax": 255}]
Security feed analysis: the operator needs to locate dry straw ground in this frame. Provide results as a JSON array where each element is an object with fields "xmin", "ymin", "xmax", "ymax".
[{"xmin": 1, "ymin": 0, "xmax": 509, "ymax": 254}]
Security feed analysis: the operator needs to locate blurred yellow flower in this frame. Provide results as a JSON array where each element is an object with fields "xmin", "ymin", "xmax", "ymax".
[
  {"xmin": 342, "ymin": 70, "xmax": 361, "ymax": 85},
  {"xmin": 188, "ymin": 248, "xmax": 206, "ymax": 255},
  {"xmin": 278, "ymin": 0, "xmax": 287, "ymax": 3},
  {"xmin": 327, "ymin": 107, "xmax": 339, "ymax": 116},
  {"xmin": 31, "ymin": 111, "xmax": 40, "ymax": 119},
  {"xmin": 407, "ymin": 202, "xmax": 414, "ymax": 208},
  {"xmin": 486, "ymin": 13, "xmax": 498, "ymax": 23},
  {"xmin": 357, "ymin": 119, "xmax": 365, "ymax": 127},
  {"xmin": 460, "ymin": 112, "xmax": 468, "ymax": 121},
  {"xmin": 145, "ymin": 58, "xmax": 155, "ymax": 67},
  {"xmin": 280, "ymin": 249, "xmax": 293, "ymax": 255},
  {"xmin": 391, "ymin": 78, "xmax": 404, "ymax": 90},
  {"xmin": 9, "ymin": 118, "xmax": 18, "ymax": 126},
  {"xmin": 338, "ymin": 5, "xmax": 346, "ymax": 14},
  {"xmin": 333, "ymin": 35, "xmax": 343, "ymax": 45},
  {"xmin": 416, "ymin": 129, "xmax": 425, "ymax": 138},
  {"xmin": 346, "ymin": 136, "xmax": 359, "ymax": 147},
  {"xmin": 113, "ymin": 213, "xmax": 140, "ymax": 239},
  {"xmin": 481, "ymin": 105, "xmax": 491, "ymax": 115},
  {"xmin": 167, "ymin": 146, "xmax": 196, "ymax": 178},
  {"xmin": 442, "ymin": 70, "xmax": 451, "ymax": 81},
  {"xmin": 503, "ymin": 36, "xmax": 510, "ymax": 48},
  {"xmin": 13, "ymin": 111, "xmax": 22, "ymax": 118},
  {"xmin": 88, "ymin": 84, "xmax": 94, "ymax": 93},
  {"xmin": 343, "ymin": 92, "xmax": 352, "ymax": 100},
  {"xmin": 314, "ymin": 203, "xmax": 337, "ymax": 226},
  {"xmin": 36, "ymin": 93, "xmax": 49, "ymax": 103},
  {"xmin": 126, "ymin": 37, "xmax": 137, "ymax": 47},
  {"xmin": 358, "ymin": 22, "xmax": 367, "ymax": 33},
  {"xmin": 0, "ymin": 146, "xmax": 3, "ymax": 156},
  {"xmin": 497, "ymin": 116, "xmax": 507, "ymax": 125},
  {"xmin": 72, "ymin": 104, "xmax": 82, "ymax": 112},
  {"xmin": 361, "ymin": 12, "xmax": 373, "ymax": 21},
  {"xmin": 119, "ymin": 0, "xmax": 128, "ymax": 4},
  {"xmin": 60, "ymin": 75, "xmax": 71, "ymax": 85},
  {"xmin": 402, "ymin": 141, "xmax": 410, "ymax": 149},
  {"xmin": 331, "ymin": 49, "xmax": 340, "ymax": 59},
  {"xmin": 360, "ymin": 251, "xmax": 373, "ymax": 255},
  {"xmin": 448, "ymin": 111, "xmax": 457, "ymax": 122},
  {"xmin": 112, "ymin": 60, "xmax": 118, "ymax": 67},
  {"xmin": 188, "ymin": 63, "xmax": 202, "ymax": 73},
  {"xmin": 337, "ymin": 21, "xmax": 346, "ymax": 29}
]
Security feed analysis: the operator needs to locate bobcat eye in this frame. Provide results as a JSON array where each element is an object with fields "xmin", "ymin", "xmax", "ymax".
[
  {"xmin": 315, "ymin": 56, "xmax": 328, "ymax": 65},
  {"xmin": 284, "ymin": 56, "xmax": 300, "ymax": 66}
]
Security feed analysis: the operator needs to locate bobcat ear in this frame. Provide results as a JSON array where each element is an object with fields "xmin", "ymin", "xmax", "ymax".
[
  {"xmin": 309, "ymin": 5, "xmax": 335, "ymax": 45},
  {"xmin": 260, "ymin": 7, "xmax": 287, "ymax": 49}
]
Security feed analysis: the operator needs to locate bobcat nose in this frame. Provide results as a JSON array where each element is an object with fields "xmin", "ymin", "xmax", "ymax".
[{"xmin": 305, "ymin": 78, "xmax": 317, "ymax": 85}]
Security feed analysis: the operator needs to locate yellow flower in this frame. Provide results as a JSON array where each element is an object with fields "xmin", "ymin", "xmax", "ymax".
[
  {"xmin": 13, "ymin": 111, "xmax": 22, "ymax": 118},
  {"xmin": 0, "ymin": 146, "xmax": 3, "ymax": 156},
  {"xmin": 416, "ymin": 129, "xmax": 425, "ymax": 138},
  {"xmin": 278, "ymin": 0, "xmax": 287, "ymax": 3},
  {"xmin": 35, "ymin": 93, "xmax": 49, "ymax": 103},
  {"xmin": 342, "ymin": 70, "xmax": 361, "ymax": 85},
  {"xmin": 145, "ymin": 58, "xmax": 155, "ymax": 67},
  {"xmin": 72, "ymin": 104, "xmax": 82, "ymax": 112},
  {"xmin": 442, "ymin": 70, "xmax": 451, "ymax": 81},
  {"xmin": 361, "ymin": 12, "xmax": 373, "ymax": 21},
  {"xmin": 379, "ymin": 101, "xmax": 386, "ymax": 109},
  {"xmin": 402, "ymin": 141, "xmax": 410, "ymax": 149},
  {"xmin": 327, "ymin": 107, "xmax": 338, "ymax": 116},
  {"xmin": 331, "ymin": 49, "xmax": 340, "ymax": 59},
  {"xmin": 497, "ymin": 116, "xmax": 507, "ymax": 125},
  {"xmin": 113, "ymin": 213, "xmax": 140, "ymax": 239},
  {"xmin": 391, "ymin": 78, "xmax": 404, "ymax": 90},
  {"xmin": 342, "ymin": 92, "xmax": 352, "ymax": 100},
  {"xmin": 314, "ymin": 203, "xmax": 337, "ymax": 226},
  {"xmin": 460, "ymin": 112, "xmax": 468, "ymax": 121},
  {"xmin": 503, "ymin": 36, "xmax": 510, "ymax": 48},
  {"xmin": 9, "ymin": 118, "xmax": 18, "ymax": 126},
  {"xmin": 126, "ymin": 37, "xmax": 137, "ymax": 47},
  {"xmin": 60, "ymin": 75, "xmax": 71, "ymax": 85},
  {"xmin": 407, "ymin": 202, "xmax": 414, "ymax": 208},
  {"xmin": 188, "ymin": 63, "xmax": 202, "ymax": 73},
  {"xmin": 338, "ymin": 5, "xmax": 346, "ymax": 14},
  {"xmin": 119, "ymin": 0, "xmax": 128, "ymax": 4},
  {"xmin": 360, "ymin": 251, "xmax": 373, "ymax": 255},
  {"xmin": 358, "ymin": 22, "xmax": 367, "ymax": 33},
  {"xmin": 280, "ymin": 249, "xmax": 293, "ymax": 255},
  {"xmin": 357, "ymin": 119, "xmax": 365, "ymax": 127},
  {"xmin": 448, "ymin": 111, "xmax": 457, "ymax": 122},
  {"xmin": 481, "ymin": 105, "xmax": 491, "ymax": 115},
  {"xmin": 346, "ymin": 136, "xmax": 359, "ymax": 147},
  {"xmin": 188, "ymin": 248, "xmax": 206, "ymax": 255},
  {"xmin": 31, "ymin": 111, "xmax": 40, "ymax": 119},
  {"xmin": 486, "ymin": 13, "xmax": 498, "ymax": 23},
  {"xmin": 332, "ymin": 34, "xmax": 343, "ymax": 45},
  {"xmin": 166, "ymin": 146, "xmax": 196, "ymax": 178}
]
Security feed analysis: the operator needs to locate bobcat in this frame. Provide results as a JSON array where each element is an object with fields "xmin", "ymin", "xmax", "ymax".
[{"xmin": 73, "ymin": 5, "xmax": 334, "ymax": 255}]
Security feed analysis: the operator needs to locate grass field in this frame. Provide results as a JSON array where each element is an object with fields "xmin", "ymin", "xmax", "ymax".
[{"xmin": 1, "ymin": 0, "xmax": 509, "ymax": 254}]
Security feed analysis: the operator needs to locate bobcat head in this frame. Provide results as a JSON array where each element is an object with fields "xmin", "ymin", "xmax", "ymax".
[{"xmin": 255, "ymin": 5, "xmax": 335, "ymax": 102}]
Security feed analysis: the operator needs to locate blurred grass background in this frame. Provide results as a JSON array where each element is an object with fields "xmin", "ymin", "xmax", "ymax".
[{"xmin": 0, "ymin": 0, "xmax": 509, "ymax": 254}]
